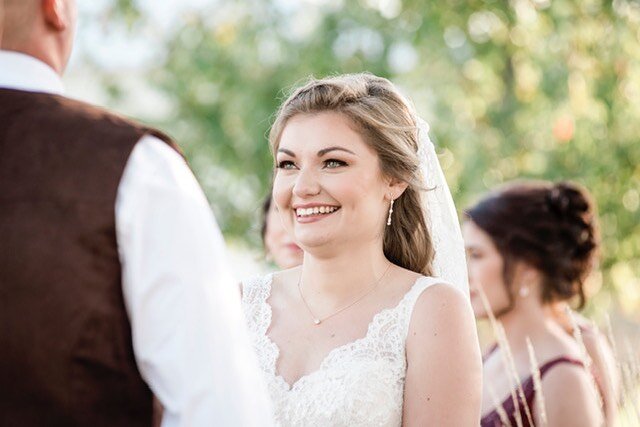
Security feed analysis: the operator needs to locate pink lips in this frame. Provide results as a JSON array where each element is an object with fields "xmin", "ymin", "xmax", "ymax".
[{"xmin": 296, "ymin": 213, "xmax": 330, "ymax": 224}]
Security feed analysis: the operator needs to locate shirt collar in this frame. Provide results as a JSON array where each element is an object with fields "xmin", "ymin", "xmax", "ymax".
[{"xmin": 0, "ymin": 50, "xmax": 65, "ymax": 95}]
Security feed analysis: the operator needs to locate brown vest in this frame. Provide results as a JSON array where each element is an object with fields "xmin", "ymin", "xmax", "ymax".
[{"xmin": 0, "ymin": 88, "xmax": 179, "ymax": 426}]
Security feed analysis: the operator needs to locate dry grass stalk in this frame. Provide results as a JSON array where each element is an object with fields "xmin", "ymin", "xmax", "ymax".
[
  {"xmin": 599, "ymin": 314, "xmax": 640, "ymax": 427},
  {"xmin": 496, "ymin": 321, "xmax": 535, "ymax": 427},
  {"xmin": 603, "ymin": 314, "xmax": 620, "ymax": 369},
  {"xmin": 622, "ymin": 338, "xmax": 640, "ymax": 424},
  {"xmin": 594, "ymin": 313, "xmax": 624, "ymax": 426},
  {"xmin": 526, "ymin": 337, "xmax": 547, "ymax": 426},
  {"xmin": 566, "ymin": 308, "xmax": 604, "ymax": 416},
  {"xmin": 477, "ymin": 285, "xmax": 528, "ymax": 427},
  {"xmin": 566, "ymin": 307, "xmax": 593, "ymax": 372},
  {"xmin": 487, "ymin": 382, "xmax": 513, "ymax": 427}
]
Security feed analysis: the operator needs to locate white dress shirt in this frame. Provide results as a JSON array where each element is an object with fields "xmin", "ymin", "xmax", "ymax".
[{"xmin": 0, "ymin": 50, "xmax": 273, "ymax": 427}]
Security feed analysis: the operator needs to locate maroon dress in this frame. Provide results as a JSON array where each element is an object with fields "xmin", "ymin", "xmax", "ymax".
[{"xmin": 481, "ymin": 347, "xmax": 584, "ymax": 427}]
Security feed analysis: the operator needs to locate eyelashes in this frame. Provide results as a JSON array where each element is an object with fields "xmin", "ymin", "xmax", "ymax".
[
  {"xmin": 324, "ymin": 159, "xmax": 347, "ymax": 168},
  {"xmin": 277, "ymin": 160, "xmax": 296, "ymax": 170},
  {"xmin": 276, "ymin": 159, "xmax": 348, "ymax": 170}
]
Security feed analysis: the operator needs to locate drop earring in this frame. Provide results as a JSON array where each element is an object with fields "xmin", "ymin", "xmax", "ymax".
[
  {"xmin": 386, "ymin": 199, "xmax": 394, "ymax": 226},
  {"xmin": 519, "ymin": 285, "xmax": 530, "ymax": 298}
]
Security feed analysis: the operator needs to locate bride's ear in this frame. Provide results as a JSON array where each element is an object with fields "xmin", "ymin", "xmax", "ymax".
[{"xmin": 385, "ymin": 177, "xmax": 409, "ymax": 200}]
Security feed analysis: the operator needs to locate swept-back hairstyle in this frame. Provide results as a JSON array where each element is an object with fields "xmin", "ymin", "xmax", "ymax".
[
  {"xmin": 465, "ymin": 181, "xmax": 600, "ymax": 309},
  {"xmin": 269, "ymin": 73, "xmax": 434, "ymax": 275}
]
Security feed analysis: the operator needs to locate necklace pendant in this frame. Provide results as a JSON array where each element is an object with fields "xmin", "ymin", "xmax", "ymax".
[{"xmin": 314, "ymin": 319, "xmax": 321, "ymax": 325}]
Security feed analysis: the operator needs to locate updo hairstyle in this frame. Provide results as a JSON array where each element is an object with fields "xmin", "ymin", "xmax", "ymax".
[{"xmin": 465, "ymin": 181, "xmax": 599, "ymax": 308}]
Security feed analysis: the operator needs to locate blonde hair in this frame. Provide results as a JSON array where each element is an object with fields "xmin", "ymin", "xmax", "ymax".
[{"xmin": 269, "ymin": 73, "xmax": 434, "ymax": 275}]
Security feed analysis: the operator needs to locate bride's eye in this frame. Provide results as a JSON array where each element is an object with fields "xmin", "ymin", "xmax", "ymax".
[
  {"xmin": 277, "ymin": 160, "xmax": 297, "ymax": 170},
  {"xmin": 324, "ymin": 159, "xmax": 347, "ymax": 169}
]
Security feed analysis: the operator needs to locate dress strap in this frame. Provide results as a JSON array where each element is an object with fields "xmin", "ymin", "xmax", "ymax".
[
  {"xmin": 399, "ymin": 276, "xmax": 449, "ymax": 338},
  {"xmin": 241, "ymin": 273, "xmax": 273, "ymax": 305},
  {"xmin": 240, "ymin": 273, "xmax": 273, "ymax": 335},
  {"xmin": 539, "ymin": 356, "xmax": 585, "ymax": 377}
]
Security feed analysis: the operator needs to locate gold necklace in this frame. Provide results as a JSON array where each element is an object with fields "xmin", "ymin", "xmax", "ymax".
[{"xmin": 297, "ymin": 263, "xmax": 392, "ymax": 326}]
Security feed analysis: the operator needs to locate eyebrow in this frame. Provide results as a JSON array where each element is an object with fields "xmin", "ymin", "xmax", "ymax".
[
  {"xmin": 277, "ymin": 146, "xmax": 356, "ymax": 157},
  {"xmin": 277, "ymin": 148, "xmax": 296, "ymax": 157},
  {"xmin": 317, "ymin": 146, "xmax": 356, "ymax": 156}
]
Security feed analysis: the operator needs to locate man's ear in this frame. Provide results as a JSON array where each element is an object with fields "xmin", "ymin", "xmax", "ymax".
[{"xmin": 42, "ymin": 0, "xmax": 68, "ymax": 31}]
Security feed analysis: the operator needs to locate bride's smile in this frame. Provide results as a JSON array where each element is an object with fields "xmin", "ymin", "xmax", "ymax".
[{"xmin": 294, "ymin": 203, "xmax": 341, "ymax": 222}]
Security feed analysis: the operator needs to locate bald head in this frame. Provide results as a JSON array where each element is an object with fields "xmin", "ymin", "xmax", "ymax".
[
  {"xmin": 1, "ymin": 0, "xmax": 77, "ymax": 74},
  {"xmin": 0, "ymin": 1, "xmax": 4, "ymax": 44},
  {"xmin": 2, "ymin": 0, "xmax": 39, "ymax": 46}
]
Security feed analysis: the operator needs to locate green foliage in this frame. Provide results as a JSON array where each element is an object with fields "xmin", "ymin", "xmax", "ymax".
[
  {"xmin": 106, "ymin": 0, "xmax": 640, "ymax": 314},
  {"xmin": 108, "ymin": 0, "xmax": 142, "ymax": 29}
]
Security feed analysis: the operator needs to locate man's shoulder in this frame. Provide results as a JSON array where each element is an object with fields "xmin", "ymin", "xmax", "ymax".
[
  {"xmin": 44, "ymin": 92, "xmax": 144, "ymax": 134},
  {"xmin": 1, "ymin": 88, "xmax": 172, "ymax": 143},
  {"xmin": 56, "ymin": 95, "xmax": 178, "ymax": 150}
]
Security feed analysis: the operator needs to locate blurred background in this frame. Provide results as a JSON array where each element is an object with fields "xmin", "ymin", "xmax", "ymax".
[{"xmin": 66, "ymin": 0, "xmax": 638, "ymax": 362}]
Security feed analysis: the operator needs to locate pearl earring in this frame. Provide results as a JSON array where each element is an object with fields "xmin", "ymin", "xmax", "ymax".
[
  {"xmin": 386, "ymin": 199, "xmax": 394, "ymax": 226},
  {"xmin": 519, "ymin": 286, "xmax": 530, "ymax": 298}
]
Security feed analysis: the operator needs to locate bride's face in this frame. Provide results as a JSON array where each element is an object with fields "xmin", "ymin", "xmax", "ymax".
[{"xmin": 272, "ymin": 111, "xmax": 392, "ymax": 253}]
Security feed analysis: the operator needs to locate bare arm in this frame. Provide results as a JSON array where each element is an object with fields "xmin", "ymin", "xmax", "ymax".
[
  {"xmin": 581, "ymin": 326, "xmax": 620, "ymax": 426},
  {"xmin": 556, "ymin": 308, "xmax": 620, "ymax": 424},
  {"xmin": 537, "ymin": 363, "xmax": 603, "ymax": 427},
  {"xmin": 403, "ymin": 283, "xmax": 483, "ymax": 426}
]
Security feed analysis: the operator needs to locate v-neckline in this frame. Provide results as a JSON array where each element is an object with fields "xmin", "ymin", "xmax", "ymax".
[{"xmin": 260, "ymin": 273, "xmax": 426, "ymax": 392}]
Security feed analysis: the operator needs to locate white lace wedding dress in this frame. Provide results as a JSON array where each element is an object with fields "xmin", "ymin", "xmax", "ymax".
[{"xmin": 241, "ymin": 273, "xmax": 444, "ymax": 427}]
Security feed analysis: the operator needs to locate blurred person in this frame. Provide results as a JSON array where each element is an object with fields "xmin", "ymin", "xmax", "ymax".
[
  {"xmin": 550, "ymin": 300, "xmax": 620, "ymax": 424},
  {"xmin": 464, "ymin": 180, "xmax": 616, "ymax": 426},
  {"xmin": 241, "ymin": 73, "xmax": 482, "ymax": 426},
  {"xmin": 0, "ymin": 1, "xmax": 272, "ymax": 425},
  {"xmin": 261, "ymin": 191, "xmax": 304, "ymax": 269}
]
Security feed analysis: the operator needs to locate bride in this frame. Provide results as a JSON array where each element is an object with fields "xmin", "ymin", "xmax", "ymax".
[{"xmin": 242, "ymin": 73, "xmax": 482, "ymax": 426}]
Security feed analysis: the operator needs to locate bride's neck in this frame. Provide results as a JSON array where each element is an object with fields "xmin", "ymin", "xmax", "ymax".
[{"xmin": 301, "ymin": 244, "xmax": 390, "ymax": 299}]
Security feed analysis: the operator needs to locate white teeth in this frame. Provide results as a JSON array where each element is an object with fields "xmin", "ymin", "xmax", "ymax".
[{"xmin": 296, "ymin": 206, "xmax": 339, "ymax": 217}]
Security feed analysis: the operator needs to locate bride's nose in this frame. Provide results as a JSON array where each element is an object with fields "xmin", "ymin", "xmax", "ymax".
[{"xmin": 293, "ymin": 167, "xmax": 321, "ymax": 197}]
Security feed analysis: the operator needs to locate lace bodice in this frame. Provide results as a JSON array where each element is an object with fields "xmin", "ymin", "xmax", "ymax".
[{"xmin": 241, "ymin": 273, "xmax": 442, "ymax": 427}]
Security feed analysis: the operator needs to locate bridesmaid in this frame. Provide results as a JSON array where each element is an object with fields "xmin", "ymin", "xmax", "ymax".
[
  {"xmin": 463, "ymin": 180, "xmax": 616, "ymax": 426},
  {"xmin": 261, "ymin": 192, "xmax": 304, "ymax": 269}
]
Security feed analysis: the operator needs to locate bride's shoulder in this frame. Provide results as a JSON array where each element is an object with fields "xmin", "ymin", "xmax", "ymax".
[
  {"xmin": 391, "ymin": 267, "xmax": 455, "ymax": 295},
  {"xmin": 241, "ymin": 266, "xmax": 300, "ymax": 293},
  {"xmin": 415, "ymin": 276, "xmax": 467, "ymax": 306},
  {"xmin": 394, "ymin": 269, "xmax": 469, "ymax": 322},
  {"xmin": 270, "ymin": 266, "xmax": 301, "ymax": 296},
  {"xmin": 405, "ymin": 275, "xmax": 477, "ymax": 359},
  {"xmin": 408, "ymin": 275, "xmax": 472, "ymax": 335}
]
